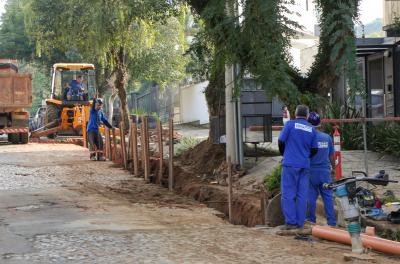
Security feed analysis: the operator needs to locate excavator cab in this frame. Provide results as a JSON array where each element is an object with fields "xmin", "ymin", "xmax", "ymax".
[
  {"xmin": 50, "ymin": 63, "xmax": 97, "ymax": 103},
  {"xmin": 31, "ymin": 63, "xmax": 97, "ymax": 138}
]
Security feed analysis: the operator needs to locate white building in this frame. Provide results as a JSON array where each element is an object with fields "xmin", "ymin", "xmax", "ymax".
[
  {"xmin": 178, "ymin": 81, "xmax": 209, "ymax": 125},
  {"xmin": 288, "ymin": 0, "xmax": 319, "ymax": 74}
]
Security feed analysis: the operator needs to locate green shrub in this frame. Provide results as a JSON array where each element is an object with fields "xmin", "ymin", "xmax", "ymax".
[
  {"xmin": 368, "ymin": 123, "xmax": 400, "ymax": 156},
  {"xmin": 174, "ymin": 137, "xmax": 203, "ymax": 157},
  {"xmin": 263, "ymin": 164, "xmax": 282, "ymax": 192},
  {"xmin": 321, "ymin": 103, "xmax": 363, "ymax": 150}
]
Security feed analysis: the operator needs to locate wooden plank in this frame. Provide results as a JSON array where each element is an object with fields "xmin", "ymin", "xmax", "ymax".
[
  {"xmin": 131, "ymin": 122, "xmax": 139, "ymax": 176},
  {"xmin": 168, "ymin": 118, "xmax": 174, "ymax": 191},
  {"xmin": 228, "ymin": 156, "xmax": 233, "ymax": 224},
  {"xmin": 143, "ymin": 117, "xmax": 150, "ymax": 182},
  {"xmin": 30, "ymin": 125, "xmax": 62, "ymax": 138},
  {"xmin": 112, "ymin": 128, "xmax": 117, "ymax": 161},
  {"xmin": 141, "ymin": 119, "xmax": 146, "ymax": 171},
  {"xmin": 105, "ymin": 127, "xmax": 111, "ymax": 160},
  {"xmin": 120, "ymin": 123, "xmax": 128, "ymax": 169},
  {"xmin": 127, "ymin": 123, "xmax": 132, "ymax": 162},
  {"xmin": 260, "ymin": 184, "xmax": 266, "ymax": 225},
  {"xmin": 156, "ymin": 120, "xmax": 163, "ymax": 185}
]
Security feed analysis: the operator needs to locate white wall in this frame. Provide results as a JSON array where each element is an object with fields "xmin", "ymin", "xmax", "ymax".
[
  {"xmin": 287, "ymin": 1, "xmax": 319, "ymax": 73},
  {"xmin": 180, "ymin": 81, "xmax": 209, "ymax": 125},
  {"xmin": 287, "ymin": 0, "xmax": 318, "ymax": 34}
]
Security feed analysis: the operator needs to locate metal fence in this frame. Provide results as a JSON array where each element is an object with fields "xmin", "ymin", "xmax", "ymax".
[{"xmin": 128, "ymin": 86, "xmax": 174, "ymax": 123}]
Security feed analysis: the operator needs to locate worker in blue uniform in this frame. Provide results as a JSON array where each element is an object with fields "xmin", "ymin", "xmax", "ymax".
[
  {"xmin": 67, "ymin": 75, "xmax": 84, "ymax": 100},
  {"xmin": 87, "ymin": 98, "xmax": 113, "ymax": 161},
  {"xmin": 306, "ymin": 112, "xmax": 336, "ymax": 226},
  {"xmin": 278, "ymin": 105, "xmax": 318, "ymax": 230}
]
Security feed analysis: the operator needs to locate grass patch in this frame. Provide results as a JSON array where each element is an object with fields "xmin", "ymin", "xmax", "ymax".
[
  {"xmin": 175, "ymin": 137, "xmax": 203, "ymax": 157},
  {"xmin": 264, "ymin": 164, "xmax": 282, "ymax": 192}
]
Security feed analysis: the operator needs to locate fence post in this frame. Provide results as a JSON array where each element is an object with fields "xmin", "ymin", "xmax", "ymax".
[
  {"xmin": 156, "ymin": 120, "xmax": 163, "ymax": 185},
  {"xmin": 127, "ymin": 123, "xmax": 132, "ymax": 163},
  {"xmin": 140, "ymin": 118, "xmax": 146, "ymax": 171},
  {"xmin": 143, "ymin": 116, "xmax": 150, "ymax": 182},
  {"xmin": 120, "ymin": 123, "xmax": 128, "ymax": 169},
  {"xmin": 82, "ymin": 106, "xmax": 88, "ymax": 149},
  {"xmin": 168, "ymin": 118, "xmax": 174, "ymax": 191},
  {"xmin": 227, "ymin": 156, "xmax": 233, "ymax": 223},
  {"xmin": 112, "ymin": 128, "xmax": 117, "ymax": 161},
  {"xmin": 361, "ymin": 98, "xmax": 369, "ymax": 176},
  {"xmin": 131, "ymin": 122, "xmax": 139, "ymax": 176},
  {"xmin": 105, "ymin": 127, "xmax": 111, "ymax": 160},
  {"xmin": 260, "ymin": 184, "xmax": 266, "ymax": 225}
]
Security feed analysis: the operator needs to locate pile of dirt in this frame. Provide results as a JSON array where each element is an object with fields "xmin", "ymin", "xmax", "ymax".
[{"xmin": 178, "ymin": 140, "xmax": 225, "ymax": 175}]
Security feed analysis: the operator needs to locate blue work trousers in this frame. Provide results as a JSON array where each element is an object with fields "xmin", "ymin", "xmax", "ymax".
[
  {"xmin": 306, "ymin": 167, "xmax": 336, "ymax": 226},
  {"xmin": 281, "ymin": 165, "xmax": 310, "ymax": 227}
]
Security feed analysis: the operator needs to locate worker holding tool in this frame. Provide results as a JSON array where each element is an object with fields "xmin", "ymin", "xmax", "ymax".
[
  {"xmin": 87, "ymin": 98, "xmax": 113, "ymax": 161},
  {"xmin": 306, "ymin": 112, "xmax": 336, "ymax": 226},
  {"xmin": 278, "ymin": 105, "xmax": 318, "ymax": 230}
]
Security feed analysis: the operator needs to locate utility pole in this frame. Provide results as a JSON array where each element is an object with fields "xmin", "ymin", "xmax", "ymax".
[
  {"xmin": 225, "ymin": 64, "xmax": 237, "ymax": 164},
  {"xmin": 225, "ymin": 0, "xmax": 243, "ymax": 166}
]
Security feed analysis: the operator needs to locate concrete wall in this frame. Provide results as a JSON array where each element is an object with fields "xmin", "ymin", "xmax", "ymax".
[{"xmin": 180, "ymin": 81, "xmax": 209, "ymax": 125}]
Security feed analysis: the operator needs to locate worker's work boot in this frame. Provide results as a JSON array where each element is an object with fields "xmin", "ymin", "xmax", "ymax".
[
  {"xmin": 90, "ymin": 153, "xmax": 97, "ymax": 161},
  {"xmin": 279, "ymin": 224, "xmax": 298, "ymax": 230},
  {"xmin": 97, "ymin": 152, "xmax": 106, "ymax": 161}
]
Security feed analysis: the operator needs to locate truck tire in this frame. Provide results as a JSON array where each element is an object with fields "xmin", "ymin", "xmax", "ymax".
[
  {"xmin": 8, "ymin": 133, "xmax": 19, "ymax": 144},
  {"xmin": 19, "ymin": 132, "xmax": 29, "ymax": 144},
  {"xmin": 46, "ymin": 104, "xmax": 60, "ymax": 127}
]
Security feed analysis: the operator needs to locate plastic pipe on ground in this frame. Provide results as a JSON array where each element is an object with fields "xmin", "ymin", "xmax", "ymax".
[{"xmin": 312, "ymin": 225, "xmax": 400, "ymax": 256}]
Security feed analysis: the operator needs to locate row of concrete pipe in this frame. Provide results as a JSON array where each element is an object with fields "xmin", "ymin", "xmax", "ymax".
[{"xmin": 312, "ymin": 225, "xmax": 400, "ymax": 256}]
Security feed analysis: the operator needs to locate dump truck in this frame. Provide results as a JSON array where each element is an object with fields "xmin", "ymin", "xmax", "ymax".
[{"xmin": 0, "ymin": 59, "xmax": 32, "ymax": 144}]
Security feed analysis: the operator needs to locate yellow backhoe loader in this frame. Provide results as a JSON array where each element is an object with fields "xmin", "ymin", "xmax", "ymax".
[{"xmin": 31, "ymin": 63, "xmax": 97, "ymax": 141}]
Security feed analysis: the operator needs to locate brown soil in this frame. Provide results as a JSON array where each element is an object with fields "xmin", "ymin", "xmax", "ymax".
[
  {"xmin": 104, "ymin": 140, "xmax": 266, "ymax": 228},
  {"xmin": 178, "ymin": 140, "xmax": 225, "ymax": 175},
  {"xmin": 172, "ymin": 146, "xmax": 263, "ymax": 227}
]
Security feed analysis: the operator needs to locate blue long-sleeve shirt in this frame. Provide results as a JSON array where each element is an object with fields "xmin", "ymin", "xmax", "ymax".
[
  {"xmin": 87, "ymin": 108, "xmax": 112, "ymax": 132},
  {"xmin": 310, "ymin": 131, "xmax": 334, "ymax": 169},
  {"xmin": 278, "ymin": 119, "xmax": 318, "ymax": 169},
  {"xmin": 69, "ymin": 80, "xmax": 83, "ymax": 95}
]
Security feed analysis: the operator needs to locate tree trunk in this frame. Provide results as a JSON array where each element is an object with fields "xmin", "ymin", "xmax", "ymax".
[
  {"xmin": 204, "ymin": 67, "xmax": 225, "ymax": 139},
  {"xmin": 114, "ymin": 47, "xmax": 130, "ymax": 130},
  {"xmin": 108, "ymin": 90, "xmax": 118, "ymax": 121}
]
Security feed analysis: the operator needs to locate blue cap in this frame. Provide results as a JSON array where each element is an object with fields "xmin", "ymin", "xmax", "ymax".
[{"xmin": 308, "ymin": 112, "xmax": 320, "ymax": 127}]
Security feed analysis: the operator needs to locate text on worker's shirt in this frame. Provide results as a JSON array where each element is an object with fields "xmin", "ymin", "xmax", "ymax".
[
  {"xmin": 294, "ymin": 123, "xmax": 312, "ymax": 133},
  {"xmin": 318, "ymin": 141, "xmax": 329, "ymax": 149}
]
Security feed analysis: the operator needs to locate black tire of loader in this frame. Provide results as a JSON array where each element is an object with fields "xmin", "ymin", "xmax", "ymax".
[
  {"xmin": 46, "ymin": 104, "xmax": 60, "ymax": 138},
  {"xmin": 46, "ymin": 104, "xmax": 60, "ymax": 127}
]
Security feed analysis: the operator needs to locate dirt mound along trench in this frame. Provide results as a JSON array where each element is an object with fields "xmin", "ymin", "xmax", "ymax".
[
  {"xmin": 178, "ymin": 140, "xmax": 225, "ymax": 176},
  {"xmin": 167, "ymin": 164, "xmax": 263, "ymax": 227}
]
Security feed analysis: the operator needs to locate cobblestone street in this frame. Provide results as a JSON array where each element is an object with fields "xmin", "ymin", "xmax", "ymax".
[{"xmin": 0, "ymin": 143, "xmax": 398, "ymax": 263}]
